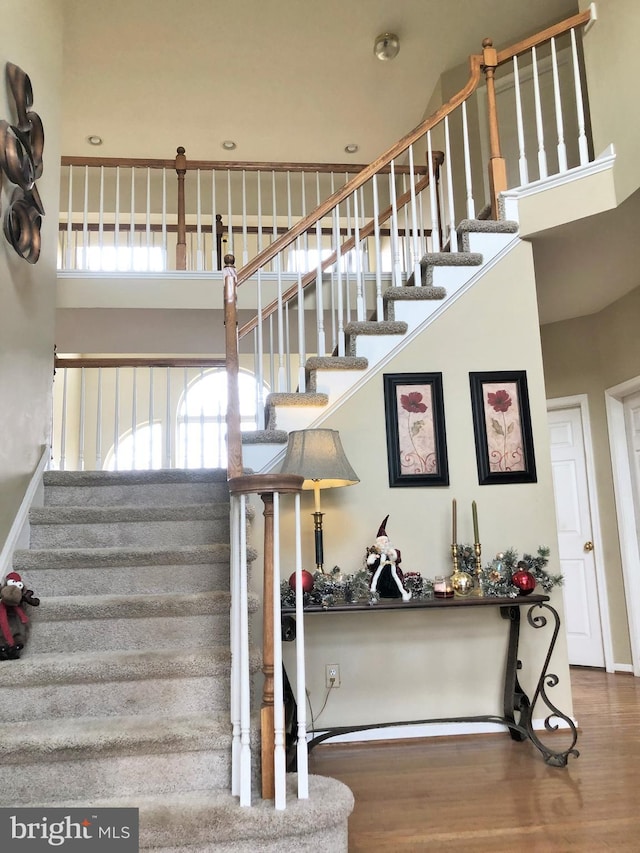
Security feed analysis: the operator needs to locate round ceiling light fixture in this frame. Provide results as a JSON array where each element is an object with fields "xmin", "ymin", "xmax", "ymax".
[
  {"xmin": 374, "ymin": 32, "xmax": 400, "ymax": 61},
  {"xmin": 87, "ymin": 135, "xmax": 103, "ymax": 146},
  {"xmin": 221, "ymin": 140, "xmax": 237, "ymax": 150},
  {"xmin": 344, "ymin": 144, "xmax": 359, "ymax": 154}
]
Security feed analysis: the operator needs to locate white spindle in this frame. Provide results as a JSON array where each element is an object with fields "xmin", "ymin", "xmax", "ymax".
[
  {"xmin": 353, "ymin": 188, "xmax": 364, "ymax": 320},
  {"xmin": 113, "ymin": 368, "xmax": 120, "ymax": 471},
  {"xmin": 211, "ymin": 170, "xmax": 217, "ymax": 270},
  {"xmin": 269, "ymin": 315, "xmax": 275, "ymax": 398},
  {"xmin": 426, "ymin": 133, "xmax": 440, "ymax": 252},
  {"xmin": 333, "ymin": 205, "xmax": 345, "ymax": 355},
  {"xmin": 257, "ymin": 171, "xmax": 263, "ymax": 253},
  {"xmin": 296, "ymin": 237, "xmax": 306, "ymax": 392},
  {"xmin": 532, "ymin": 46, "xmax": 548, "ymax": 180},
  {"xmin": 199, "ymin": 368, "xmax": 205, "ymax": 468},
  {"xmin": 196, "ymin": 169, "xmax": 203, "ymax": 270},
  {"xmin": 96, "ymin": 367, "xmax": 103, "ymax": 469},
  {"xmin": 60, "ymin": 368, "xmax": 68, "ymax": 471},
  {"xmin": 444, "ymin": 116, "xmax": 458, "ymax": 252},
  {"xmin": 571, "ymin": 28, "xmax": 589, "ymax": 166},
  {"xmin": 272, "ymin": 491, "xmax": 287, "ymax": 810},
  {"xmin": 372, "ymin": 173, "xmax": 383, "ymax": 319},
  {"xmin": 512, "ymin": 56, "xmax": 530, "ymax": 185},
  {"xmin": 551, "ymin": 37, "xmax": 568, "ymax": 173},
  {"xmin": 276, "ymin": 249, "xmax": 286, "ymax": 391},
  {"xmin": 293, "ymin": 492, "xmax": 309, "ymax": 798},
  {"xmin": 284, "ymin": 303, "xmax": 291, "ymax": 393},
  {"xmin": 115, "ymin": 166, "xmax": 121, "ymax": 267},
  {"xmin": 129, "ymin": 168, "xmax": 136, "ymax": 270},
  {"xmin": 408, "ymin": 149, "xmax": 422, "ymax": 279},
  {"xmin": 315, "ymin": 172, "xmax": 326, "ymax": 355},
  {"xmin": 65, "ymin": 165, "xmax": 73, "ymax": 269},
  {"xmin": 82, "ymin": 165, "xmax": 89, "ymax": 270},
  {"xmin": 164, "ymin": 368, "xmax": 171, "ymax": 468},
  {"xmin": 183, "ymin": 368, "xmax": 189, "ymax": 466},
  {"xmin": 238, "ymin": 493, "xmax": 252, "ymax": 806},
  {"xmin": 389, "ymin": 160, "xmax": 402, "ymax": 285},
  {"xmin": 241, "ymin": 170, "xmax": 248, "ymax": 266},
  {"xmin": 300, "ymin": 171, "xmax": 308, "ymax": 254},
  {"xmin": 256, "ymin": 269, "xmax": 265, "ymax": 428},
  {"xmin": 329, "ymin": 174, "xmax": 338, "ymax": 354},
  {"xmin": 145, "ymin": 167, "xmax": 152, "ymax": 269},
  {"xmin": 285, "ymin": 171, "xmax": 293, "ymax": 272},
  {"xmin": 227, "ymin": 169, "xmax": 234, "ymax": 256},
  {"xmin": 97, "ymin": 167, "xmax": 105, "ymax": 270},
  {"xmin": 461, "ymin": 101, "xmax": 476, "ymax": 219},
  {"xmin": 148, "ymin": 368, "xmax": 154, "ymax": 470},
  {"xmin": 161, "ymin": 169, "xmax": 167, "ymax": 270},
  {"xmin": 78, "ymin": 368, "xmax": 85, "ymax": 471},
  {"xmin": 131, "ymin": 367, "xmax": 137, "ymax": 470},
  {"xmin": 272, "ymin": 171, "xmax": 279, "ymax": 273},
  {"xmin": 402, "ymin": 174, "xmax": 411, "ymax": 274}
]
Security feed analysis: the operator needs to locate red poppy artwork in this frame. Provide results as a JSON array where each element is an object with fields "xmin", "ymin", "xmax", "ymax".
[
  {"xmin": 396, "ymin": 384, "xmax": 436, "ymax": 474},
  {"xmin": 483, "ymin": 381, "xmax": 525, "ymax": 472}
]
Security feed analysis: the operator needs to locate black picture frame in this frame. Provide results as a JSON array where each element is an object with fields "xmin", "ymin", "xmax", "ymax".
[
  {"xmin": 383, "ymin": 372, "xmax": 449, "ymax": 488},
  {"xmin": 469, "ymin": 370, "xmax": 537, "ymax": 485}
]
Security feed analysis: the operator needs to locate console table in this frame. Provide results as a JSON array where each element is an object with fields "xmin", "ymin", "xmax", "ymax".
[{"xmin": 281, "ymin": 594, "xmax": 579, "ymax": 767}]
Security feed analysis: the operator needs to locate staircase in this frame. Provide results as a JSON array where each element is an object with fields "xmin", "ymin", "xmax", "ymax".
[{"xmin": 0, "ymin": 469, "xmax": 353, "ymax": 851}]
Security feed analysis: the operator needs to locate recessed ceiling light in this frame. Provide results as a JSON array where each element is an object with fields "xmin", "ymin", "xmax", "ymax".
[
  {"xmin": 87, "ymin": 135, "xmax": 103, "ymax": 146},
  {"xmin": 344, "ymin": 144, "xmax": 359, "ymax": 154},
  {"xmin": 221, "ymin": 140, "xmax": 237, "ymax": 151}
]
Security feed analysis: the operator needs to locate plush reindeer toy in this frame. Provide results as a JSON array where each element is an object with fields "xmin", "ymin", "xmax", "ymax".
[{"xmin": 0, "ymin": 572, "xmax": 40, "ymax": 660}]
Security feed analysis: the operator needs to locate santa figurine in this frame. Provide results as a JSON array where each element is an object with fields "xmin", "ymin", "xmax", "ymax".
[{"xmin": 366, "ymin": 516, "xmax": 411, "ymax": 601}]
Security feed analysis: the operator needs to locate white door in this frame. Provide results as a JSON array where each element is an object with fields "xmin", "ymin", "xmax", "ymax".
[
  {"xmin": 548, "ymin": 407, "xmax": 605, "ymax": 667},
  {"xmin": 624, "ymin": 391, "xmax": 640, "ymax": 555}
]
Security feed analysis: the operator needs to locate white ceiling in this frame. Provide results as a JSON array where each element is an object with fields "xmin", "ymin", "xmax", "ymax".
[{"xmin": 60, "ymin": 0, "xmax": 638, "ymax": 325}]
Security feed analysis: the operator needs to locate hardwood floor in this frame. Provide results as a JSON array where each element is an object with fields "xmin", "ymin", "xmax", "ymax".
[{"xmin": 308, "ymin": 668, "xmax": 640, "ymax": 852}]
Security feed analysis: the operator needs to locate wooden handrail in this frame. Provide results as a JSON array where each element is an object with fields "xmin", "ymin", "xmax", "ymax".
[
  {"xmin": 495, "ymin": 8, "xmax": 593, "ymax": 65},
  {"xmin": 54, "ymin": 357, "xmax": 225, "ymax": 369}
]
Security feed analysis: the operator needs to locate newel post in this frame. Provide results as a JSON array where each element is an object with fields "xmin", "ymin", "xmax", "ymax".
[
  {"xmin": 224, "ymin": 254, "xmax": 243, "ymax": 480},
  {"xmin": 175, "ymin": 146, "xmax": 187, "ymax": 269},
  {"xmin": 482, "ymin": 38, "xmax": 507, "ymax": 219}
]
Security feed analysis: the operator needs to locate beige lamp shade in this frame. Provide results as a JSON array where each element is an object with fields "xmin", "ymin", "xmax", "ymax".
[{"xmin": 279, "ymin": 429, "xmax": 359, "ymax": 489}]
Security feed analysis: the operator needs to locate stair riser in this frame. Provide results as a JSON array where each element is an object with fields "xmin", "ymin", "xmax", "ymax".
[
  {"xmin": 27, "ymin": 614, "xmax": 230, "ymax": 653},
  {"xmin": 13, "ymin": 750, "xmax": 231, "ymax": 805},
  {"xmin": 0, "ymin": 674, "xmax": 230, "ymax": 722},
  {"xmin": 30, "ymin": 519, "xmax": 230, "ymax": 549},
  {"xmin": 14, "ymin": 563, "xmax": 230, "ymax": 598},
  {"xmin": 45, "ymin": 483, "xmax": 230, "ymax": 507},
  {"xmin": 461, "ymin": 230, "xmax": 514, "ymax": 259}
]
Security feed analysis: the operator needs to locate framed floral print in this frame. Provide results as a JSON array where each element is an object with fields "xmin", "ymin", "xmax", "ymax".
[
  {"xmin": 383, "ymin": 373, "xmax": 449, "ymax": 487},
  {"xmin": 469, "ymin": 370, "xmax": 537, "ymax": 485}
]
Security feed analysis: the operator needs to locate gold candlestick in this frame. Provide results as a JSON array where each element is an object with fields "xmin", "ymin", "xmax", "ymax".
[
  {"xmin": 473, "ymin": 541, "xmax": 484, "ymax": 596},
  {"xmin": 451, "ymin": 542, "xmax": 459, "ymax": 574}
]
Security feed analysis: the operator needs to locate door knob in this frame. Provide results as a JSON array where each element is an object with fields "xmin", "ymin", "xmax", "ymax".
[{"xmin": 584, "ymin": 541, "xmax": 594, "ymax": 552}]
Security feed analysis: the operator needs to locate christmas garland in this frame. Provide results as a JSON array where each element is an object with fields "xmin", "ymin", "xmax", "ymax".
[{"xmin": 279, "ymin": 546, "xmax": 562, "ymax": 609}]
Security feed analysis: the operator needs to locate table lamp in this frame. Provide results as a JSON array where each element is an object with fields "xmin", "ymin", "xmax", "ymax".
[{"xmin": 279, "ymin": 429, "xmax": 359, "ymax": 573}]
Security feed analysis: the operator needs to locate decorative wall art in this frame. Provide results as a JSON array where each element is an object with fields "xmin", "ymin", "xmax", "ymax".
[
  {"xmin": 383, "ymin": 372, "xmax": 449, "ymax": 487},
  {"xmin": 469, "ymin": 370, "xmax": 537, "ymax": 485},
  {"xmin": 0, "ymin": 62, "xmax": 45, "ymax": 263}
]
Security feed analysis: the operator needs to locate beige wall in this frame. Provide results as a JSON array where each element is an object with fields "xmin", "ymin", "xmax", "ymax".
[
  {"xmin": 580, "ymin": 0, "xmax": 640, "ymax": 203},
  {"xmin": 280, "ymin": 239, "xmax": 573, "ymax": 728},
  {"xmin": 541, "ymin": 283, "xmax": 640, "ymax": 665},
  {"xmin": 0, "ymin": 1, "xmax": 63, "ymax": 546}
]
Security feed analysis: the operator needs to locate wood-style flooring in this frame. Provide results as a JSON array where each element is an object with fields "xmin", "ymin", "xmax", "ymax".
[{"xmin": 308, "ymin": 668, "xmax": 640, "ymax": 852}]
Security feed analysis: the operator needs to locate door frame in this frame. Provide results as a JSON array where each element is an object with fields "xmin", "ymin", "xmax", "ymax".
[
  {"xmin": 547, "ymin": 394, "xmax": 614, "ymax": 672},
  {"xmin": 605, "ymin": 376, "xmax": 640, "ymax": 677}
]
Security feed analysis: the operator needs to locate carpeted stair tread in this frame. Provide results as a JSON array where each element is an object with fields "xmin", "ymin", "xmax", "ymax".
[
  {"xmin": 30, "ymin": 503, "xmax": 230, "ymax": 525},
  {"xmin": 265, "ymin": 391, "xmax": 329, "ymax": 407},
  {"xmin": 13, "ymin": 543, "xmax": 244, "ymax": 570},
  {"xmin": 0, "ymin": 712, "xmax": 233, "ymax": 763},
  {"xmin": 344, "ymin": 320, "xmax": 408, "ymax": 335},
  {"xmin": 33, "ymin": 590, "xmax": 233, "ymax": 621},
  {"xmin": 456, "ymin": 218, "xmax": 519, "ymax": 234},
  {"xmin": 305, "ymin": 356, "xmax": 368, "ymax": 371},
  {"xmin": 44, "ymin": 469, "xmax": 229, "ymax": 487},
  {"xmin": 0, "ymin": 645, "xmax": 256, "ymax": 687},
  {"xmin": 241, "ymin": 429, "xmax": 288, "ymax": 445}
]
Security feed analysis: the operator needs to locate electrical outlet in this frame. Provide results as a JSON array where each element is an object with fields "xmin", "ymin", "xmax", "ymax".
[{"xmin": 325, "ymin": 663, "xmax": 341, "ymax": 688}]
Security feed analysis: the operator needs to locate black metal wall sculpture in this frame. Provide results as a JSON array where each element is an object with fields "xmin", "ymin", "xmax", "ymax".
[{"xmin": 0, "ymin": 62, "xmax": 44, "ymax": 263}]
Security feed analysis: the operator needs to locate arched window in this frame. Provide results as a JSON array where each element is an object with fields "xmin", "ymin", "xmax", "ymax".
[
  {"xmin": 104, "ymin": 422, "xmax": 163, "ymax": 471},
  {"xmin": 176, "ymin": 369, "xmax": 267, "ymax": 468}
]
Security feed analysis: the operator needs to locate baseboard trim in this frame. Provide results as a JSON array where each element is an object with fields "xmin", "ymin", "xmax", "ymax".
[
  {"xmin": 308, "ymin": 716, "xmax": 577, "ymax": 745},
  {"xmin": 0, "ymin": 445, "xmax": 49, "ymax": 580}
]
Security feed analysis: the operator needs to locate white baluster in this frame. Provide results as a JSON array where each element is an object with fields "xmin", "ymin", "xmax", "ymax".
[
  {"xmin": 196, "ymin": 168, "xmax": 203, "ymax": 271},
  {"xmin": 329, "ymin": 173, "xmax": 338, "ymax": 353},
  {"xmin": 60, "ymin": 368, "xmax": 68, "ymax": 471},
  {"xmin": 146, "ymin": 167, "xmax": 152, "ymax": 270},
  {"xmin": 353, "ymin": 188, "xmax": 364, "ymax": 320},
  {"xmin": 227, "ymin": 169, "xmax": 234, "ymax": 256},
  {"xmin": 257, "ymin": 170, "xmax": 263, "ymax": 253},
  {"xmin": 389, "ymin": 160, "xmax": 402, "ymax": 284},
  {"xmin": 161, "ymin": 168, "xmax": 167, "ymax": 271},
  {"xmin": 164, "ymin": 368, "xmax": 171, "ymax": 468},
  {"xmin": 372, "ymin": 173, "xmax": 383, "ymax": 318},
  {"xmin": 82, "ymin": 165, "xmax": 89, "ymax": 270},
  {"xmin": 293, "ymin": 492, "xmax": 309, "ymax": 798},
  {"xmin": 461, "ymin": 101, "xmax": 476, "ymax": 219},
  {"xmin": 296, "ymin": 237, "xmax": 306, "ymax": 392},
  {"xmin": 241, "ymin": 169, "xmax": 248, "ymax": 266},
  {"xmin": 256, "ymin": 269, "xmax": 265, "ymax": 428},
  {"xmin": 343, "ymin": 172, "xmax": 354, "ymax": 320},
  {"xmin": 115, "ymin": 166, "xmax": 121, "ymax": 268},
  {"xmin": 408, "ymin": 145, "xmax": 422, "ymax": 284},
  {"xmin": 333, "ymin": 205, "xmax": 345, "ymax": 355},
  {"xmin": 211, "ymin": 169, "xmax": 217, "ymax": 270},
  {"xmin": 512, "ymin": 56, "xmax": 529, "ymax": 186},
  {"xmin": 315, "ymin": 183, "xmax": 326, "ymax": 356},
  {"xmin": 272, "ymin": 492, "xmax": 286, "ymax": 810},
  {"xmin": 238, "ymin": 493, "xmax": 252, "ymax": 806},
  {"xmin": 65, "ymin": 165, "xmax": 73, "ymax": 269},
  {"xmin": 551, "ymin": 37, "xmax": 568, "ymax": 173},
  {"xmin": 96, "ymin": 367, "xmax": 103, "ymax": 469},
  {"xmin": 148, "ymin": 368, "xmax": 154, "ymax": 470},
  {"xmin": 129, "ymin": 168, "xmax": 135, "ymax": 271},
  {"xmin": 532, "ymin": 46, "xmax": 548, "ymax": 180},
  {"xmin": 426, "ymin": 132, "xmax": 440, "ymax": 253},
  {"xmin": 183, "ymin": 367, "xmax": 189, "ymax": 466},
  {"xmin": 131, "ymin": 367, "xmax": 137, "ymax": 470},
  {"xmin": 444, "ymin": 116, "xmax": 458, "ymax": 252},
  {"xmin": 78, "ymin": 368, "xmax": 85, "ymax": 471},
  {"xmin": 114, "ymin": 367, "xmax": 120, "ymax": 471},
  {"xmin": 571, "ymin": 28, "xmax": 589, "ymax": 166}
]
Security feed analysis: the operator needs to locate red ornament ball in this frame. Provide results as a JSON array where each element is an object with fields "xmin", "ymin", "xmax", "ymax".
[
  {"xmin": 512, "ymin": 567, "xmax": 536, "ymax": 595},
  {"xmin": 288, "ymin": 570, "xmax": 314, "ymax": 593}
]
